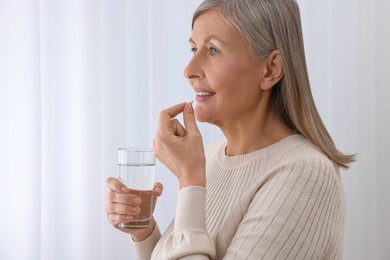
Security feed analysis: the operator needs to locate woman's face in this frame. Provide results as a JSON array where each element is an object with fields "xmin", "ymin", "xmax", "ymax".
[{"xmin": 184, "ymin": 9, "xmax": 264, "ymax": 126}]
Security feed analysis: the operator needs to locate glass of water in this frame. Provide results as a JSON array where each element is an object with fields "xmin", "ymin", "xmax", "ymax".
[{"xmin": 117, "ymin": 148, "xmax": 155, "ymax": 229}]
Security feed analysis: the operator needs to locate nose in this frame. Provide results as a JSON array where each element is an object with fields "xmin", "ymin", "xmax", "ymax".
[{"xmin": 183, "ymin": 54, "xmax": 205, "ymax": 80}]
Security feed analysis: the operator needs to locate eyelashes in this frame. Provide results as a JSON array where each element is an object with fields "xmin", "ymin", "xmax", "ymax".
[
  {"xmin": 190, "ymin": 47, "xmax": 221, "ymax": 56},
  {"xmin": 209, "ymin": 47, "xmax": 220, "ymax": 55}
]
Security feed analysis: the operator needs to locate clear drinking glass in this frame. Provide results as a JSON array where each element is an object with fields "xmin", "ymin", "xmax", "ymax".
[{"xmin": 117, "ymin": 148, "xmax": 155, "ymax": 229}]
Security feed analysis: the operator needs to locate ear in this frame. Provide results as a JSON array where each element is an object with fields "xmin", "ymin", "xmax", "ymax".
[{"xmin": 260, "ymin": 50, "xmax": 284, "ymax": 90}]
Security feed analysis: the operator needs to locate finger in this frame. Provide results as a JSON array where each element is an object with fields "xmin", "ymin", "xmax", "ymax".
[
  {"xmin": 107, "ymin": 190, "xmax": 141, "ymax": 205},
  {"xmin": 152, "ymin": 182, "xmax": 163, "ymax": 197},
  {"xmin": 158, "ymin": 103, "xmax": 186, "ymax": 131},
  {"xmin": 183, "ymin": 102, "xmax": 200, "ymax": 134},
  {"xmin": 106, "ymin": 177, "xmax": 129, "ymax": 193},
  {"xmin": 171, "ymin": 119, "xmax": 186, "ymax": 137},
  {"xmin": 107, "ymin": 213, "xmax": 133, "ymax": 226},
  {"xmin": 163, "ymin": 102, "xmax": 187, "ymax": 119},
  {"xmin": 106, "ymin": 202, "xmax": 141, "ymax": 215}
]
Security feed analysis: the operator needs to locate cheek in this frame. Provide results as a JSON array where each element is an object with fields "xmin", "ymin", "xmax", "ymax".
[
  {"xmin": 214, "ymin": 67, "xmax": 262, "ymax": 108},
  {"xmin": 210, "ymin": 64, "xmax": 242, "ymax": 91}
]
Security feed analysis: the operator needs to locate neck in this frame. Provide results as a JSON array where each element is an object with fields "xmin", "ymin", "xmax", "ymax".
[{"xmin": 218, "ymin": 105, "xmax": 294, "ymax": 156}]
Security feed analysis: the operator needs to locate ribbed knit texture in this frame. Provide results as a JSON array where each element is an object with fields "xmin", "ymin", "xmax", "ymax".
[{"xmin": 134, "ymin": 134, "xmax": 345, "ymax": 259}]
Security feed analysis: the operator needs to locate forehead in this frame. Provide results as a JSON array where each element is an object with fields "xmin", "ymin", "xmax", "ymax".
[{"xmin": 191, "ymin": 9, "xmax": 243, "ymax": 44}]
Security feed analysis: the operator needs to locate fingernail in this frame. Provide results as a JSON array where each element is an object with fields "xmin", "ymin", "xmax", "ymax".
[
  {"xmin": 154, "ymin": 187, "xmax": 162, "ymax": 193},
  {"xmin": 121, "ymin": 186, "xmax": 129, "ymax": 193},
  {"xmin": 133, "ymin": 197, "xmax": 141, "ymax": 204},
  {"xmin": 133, "ymin": 207, "xmax": 141, "ymax": 213},
  {"xmin": 185, "ymin": 102, "xmax": 193, "ymax": 113}
]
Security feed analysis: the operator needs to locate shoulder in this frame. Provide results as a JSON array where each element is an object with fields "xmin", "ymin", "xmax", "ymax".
[
  {"xmin": 268, "ymin": 135, "xmax": 341, "ymax": 188},
  {"xmin": 277, "ymin": 135, "xmax": 336, "ymax": 168}
]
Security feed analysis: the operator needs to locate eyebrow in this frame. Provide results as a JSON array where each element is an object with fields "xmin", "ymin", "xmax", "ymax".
[{"xmin": 189, "ymin": 35, "xmax": 227, "ymax": 45}]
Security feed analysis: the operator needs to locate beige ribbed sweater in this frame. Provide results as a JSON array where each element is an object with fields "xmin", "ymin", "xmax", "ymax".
[{"xmin": 134, "ymin": 134, "xmax": 345, "ymax": 259}]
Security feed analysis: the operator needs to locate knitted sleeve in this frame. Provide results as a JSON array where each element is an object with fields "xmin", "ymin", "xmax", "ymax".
[
  {"xmin": 133, "ymin": 223, "xmax": 162, "ymax": 260},
  {"xmin": 161, "ymin": 186, "xmax": 216, "ymax": 259}
]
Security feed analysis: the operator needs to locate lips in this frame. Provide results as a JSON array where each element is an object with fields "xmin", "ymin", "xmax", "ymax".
[
  {"xmin": 194, "ymin": 88, "xmax": 216, "ymax": 96},
  {"xmin": 196, "ymin": 91, "xmax": 216, "ymax": 96},
  {"xmin": 193, "ymin": 88, "xmax": 215, "ymax": 103}
]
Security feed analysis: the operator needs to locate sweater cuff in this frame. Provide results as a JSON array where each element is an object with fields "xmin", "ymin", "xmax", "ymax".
[
  {"xmin": 174, "ymin": 186, "xmax": 207, "ymax": 231},
  {"xmin": 133, "ymin": 224, "xmax": 161, "ymax": 260}
]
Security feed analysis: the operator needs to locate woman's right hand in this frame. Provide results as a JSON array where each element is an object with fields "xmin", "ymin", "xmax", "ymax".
[{"xmin": 105, "ymin": 177, "xmax": 163, "ymax": 241}]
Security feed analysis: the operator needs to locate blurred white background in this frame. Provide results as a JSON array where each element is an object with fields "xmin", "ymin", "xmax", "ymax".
[{"xmin": 0, "ymin": 0, "xmax": 388, "ymax": 259}]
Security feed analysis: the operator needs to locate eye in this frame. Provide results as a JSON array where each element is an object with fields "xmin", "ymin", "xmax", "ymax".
[
  {"xmin": 210, "ymin": 47, "xmax": 220, "ymax": 55},
  {"xmin": 190, "ymin": 47, "xmax": 198, "ymax": 54}
]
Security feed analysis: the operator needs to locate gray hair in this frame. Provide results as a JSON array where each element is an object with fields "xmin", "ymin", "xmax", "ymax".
[{"xmin": 192, "ymin": 0, "xmax": 355, "ymax": 169}]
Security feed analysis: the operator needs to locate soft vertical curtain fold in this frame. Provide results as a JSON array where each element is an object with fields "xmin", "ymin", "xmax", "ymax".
[
  {"xmin": 0, "ymin": 0, "xmax": 389, "ymax": 259},
  {"xmin": 0, "ymin": 1, "xmax": 42, "ymax": 259}
]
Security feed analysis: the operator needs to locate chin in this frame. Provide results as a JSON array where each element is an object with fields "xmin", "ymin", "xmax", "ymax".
[
  {"xmin": 194, "ymin": 106, "xmax": 210, "ymax": 123},
  {"xmin": 194, "ymin": 113, "xmax": 208, "ymax": 123}
]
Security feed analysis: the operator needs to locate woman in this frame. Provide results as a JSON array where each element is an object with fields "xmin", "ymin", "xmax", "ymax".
[{"xmin": 106, "ymin": 0, "xmax": 355, "ymax": 259}]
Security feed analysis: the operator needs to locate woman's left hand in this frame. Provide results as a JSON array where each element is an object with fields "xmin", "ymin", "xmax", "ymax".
[{"xmin": 153, "ymin": 102, "xmax": 206, "ymax": 189}]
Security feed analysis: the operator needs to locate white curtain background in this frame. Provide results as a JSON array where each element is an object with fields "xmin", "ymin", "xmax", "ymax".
[{"xmin": 0, "ymin": 0, "xmax": 388, "ymax": 259}]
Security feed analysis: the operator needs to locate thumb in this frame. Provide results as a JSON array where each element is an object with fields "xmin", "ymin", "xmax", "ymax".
[{"xmin": 183, "ymin": 102, "xmax": 199, "ymax": 134}]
